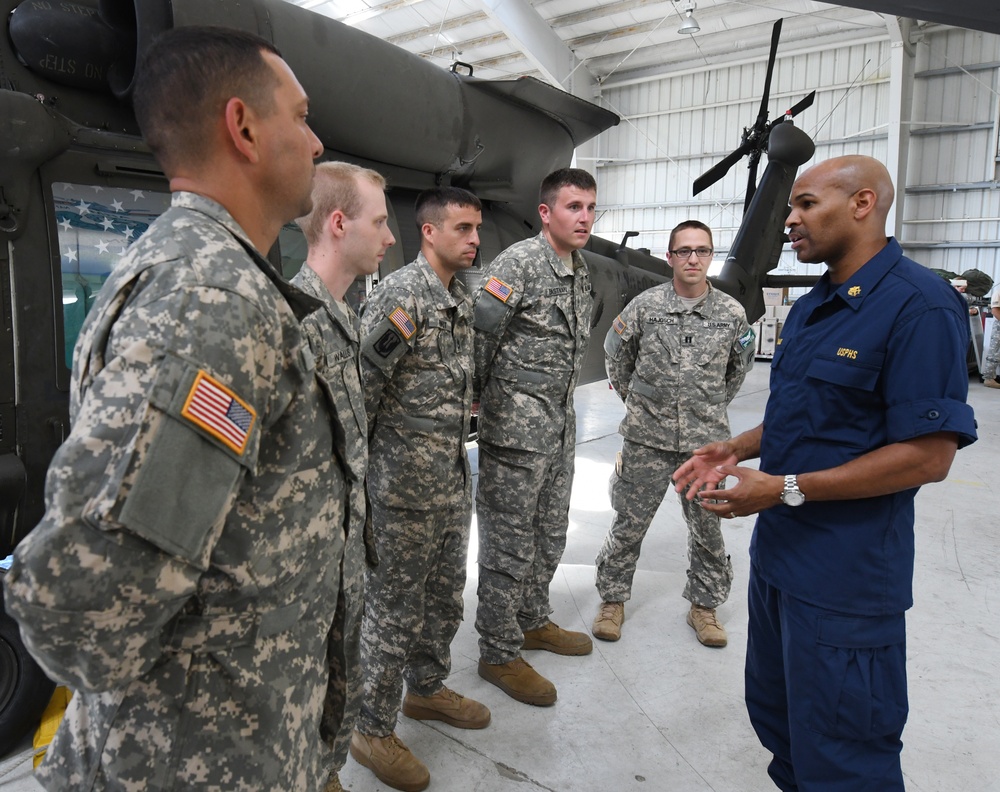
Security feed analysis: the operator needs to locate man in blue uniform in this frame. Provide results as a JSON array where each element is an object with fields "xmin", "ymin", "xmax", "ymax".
[{"xmin": 673, "ymin": 155, "xmax": 977, "ymax": 791}]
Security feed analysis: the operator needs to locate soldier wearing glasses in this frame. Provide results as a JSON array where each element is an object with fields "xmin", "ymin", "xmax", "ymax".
[{"xmin": 591, "ymin": 220, "xmax": 755, "ymax": 647}]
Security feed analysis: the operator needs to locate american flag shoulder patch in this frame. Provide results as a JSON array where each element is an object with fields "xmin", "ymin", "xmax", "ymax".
[
  {"xmin": 181, "ymin": 370, "xmax": 256, "ymax": 455},
  {"xmin": 613, "ymin": 315, "xmax": 627, "ymax": 335},
  {"xmin": 388, "ymin": 306, "xmax": 416, "ymax": 340},
  {"xmin": 484, "ymin": 276, "xmax": 513, "ymax": 303}
]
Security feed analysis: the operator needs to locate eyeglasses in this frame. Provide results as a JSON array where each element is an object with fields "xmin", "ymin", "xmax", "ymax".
[{"xmin": 669, "ymin": 247, "xmax": 714, "ymax": 259}]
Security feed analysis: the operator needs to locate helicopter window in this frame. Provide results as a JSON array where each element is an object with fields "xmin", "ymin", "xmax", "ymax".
[
  {"xmin": 52, "ymin": 183, "xmax": 172, "ymax": 369},
  {"xmin": 278, "ymin": 222, "xmax": 307, "ymax": 280}
]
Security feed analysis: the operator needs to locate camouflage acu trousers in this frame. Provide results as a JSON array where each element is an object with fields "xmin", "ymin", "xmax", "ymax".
[
  {"xmin": 595, "ymin": 439, "xmax": 733, "ymax": 609},
  {"xmin": 475, "ymin": 441, "xmax": 575, "ymax": 664},
  {"xmin": 984, "ymin": 318, "xmax": 1000, "ymax": 378},
  {"xmin": 356, "ymin": 500, "xmax": 471, "ymax": 736},
  {"xmin": 321, "ymin": 571, "xmax": 362, "ymax": 770}
]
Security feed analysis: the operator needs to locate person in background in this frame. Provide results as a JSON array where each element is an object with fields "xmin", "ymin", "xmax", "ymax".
[
  {"xmin": 982, "ymin": 285, "xmax": 1000, "ymax": 388},
  {"xmin": 592, "ymin": 220, "xmax": 755, "ymax": 647},
  {"xmin": 350, "ymin": 187, "xmax": 488, "ymax": 792},
  {"xmin": 292, "ymin": 161, "xmax": 395, "ymax": 792},
  {"xmin": 3, "ymin": 27, "xmax": 346, "ymax": 790}
]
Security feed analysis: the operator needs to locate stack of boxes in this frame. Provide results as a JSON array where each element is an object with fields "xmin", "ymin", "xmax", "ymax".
[{"xmin": 753, "ymin": 288, "xmax": 791, "ymax": 359}]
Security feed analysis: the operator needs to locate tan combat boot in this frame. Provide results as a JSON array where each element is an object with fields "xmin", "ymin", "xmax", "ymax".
[
  {"xmin": 323, "ymin": 774, "xmax": 344, "ymax": 792},
  {"xmin": 349, "ymin": 730, "xmax": 429, "ymax": 792},
  {"xmin": 402, "ymin": 686, "xmax": 491, "ymax": 729},
  {"xmin": 592, "ymin": 601, "xmax": 625, "ymax": 641},
  {"xmin": 478, "ymin": 656, "xmax": 557, "ymax": 706},
  {"xmin": 521, "ymin": 621, "xmax": 593, "ymax": 655},
  {"xmin": 687, "ymin": 604, "xmax": 727, "ymax": 647}
]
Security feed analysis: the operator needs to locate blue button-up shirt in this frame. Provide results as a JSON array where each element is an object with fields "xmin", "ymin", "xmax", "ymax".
[{"xmin": 751, "ymin": 238, "xmax": 977, "ymax": 615}]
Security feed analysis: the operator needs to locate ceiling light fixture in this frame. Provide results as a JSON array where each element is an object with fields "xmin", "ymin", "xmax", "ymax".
[{"xmin": 678, "ymin": 2, "xmax": 700, "ymax": 34}]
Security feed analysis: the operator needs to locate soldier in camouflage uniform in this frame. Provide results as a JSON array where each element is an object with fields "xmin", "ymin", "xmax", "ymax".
[
  {"xmin": 350, "ymin": 187, "xmax": 489, "ymax": 792},
  {"xmin": 592, "ymin": 221, "xmax": 755, "ymax": 648},
  {"xmin": 474, "ymin": 168, "xmax": 597, "ymax": 707},
  {"xmin": 983, "ymin": 287, "xmax": 1000, "ymax": 388},
  {"xmin": 292, "ymin": 162, "xmax": 395, "ymax": 792},
  {"xmin": 2, "ymin": 29, "xmax": 346, "ymax": 791}
]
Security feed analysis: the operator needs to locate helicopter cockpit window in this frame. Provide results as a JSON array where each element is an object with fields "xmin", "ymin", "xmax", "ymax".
[
  {"xmin": 278, "ymin": 222, "xmax": 307, "ymax": 281},
  {"xmin": 53, "ymin": 183, "xmax": 171, "ymax": 369}
]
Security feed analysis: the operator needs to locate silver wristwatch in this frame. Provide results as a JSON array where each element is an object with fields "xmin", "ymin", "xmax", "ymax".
[{"xmin": 780, "ymin": 474, "xmax": 805, "ymax": 507}]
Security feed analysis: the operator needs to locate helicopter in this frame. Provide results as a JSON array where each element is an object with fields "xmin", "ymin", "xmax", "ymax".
[
  {"xmin": 1, "ymin": 0, "xmax": 979, "ymax": 757},
  {"xmin": 0, "ymin": 0, "xmax": 825, "ymax": 752},
  {"xmin": 0, "ymin": 0, "xmax": 622, "ymax": 751}
]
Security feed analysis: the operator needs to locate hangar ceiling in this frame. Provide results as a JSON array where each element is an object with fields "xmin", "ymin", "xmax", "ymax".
[{"xmin": 281, "ymin": 0, "xmax": 988, "ymax": 95}]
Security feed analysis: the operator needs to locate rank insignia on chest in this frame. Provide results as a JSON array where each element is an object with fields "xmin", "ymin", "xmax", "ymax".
[
  {"xmin": 181, "ymin": 370, "xmax": 256, "ymax": 455},
  {"xmin": 388, "ymin": 306, "xmax": 416, "ymax": 339},
  {"xmin": 485, "ymin": 276, "xmax": 513, "ymax": 303},
  {"xmin": 613, "ymin": 315, "xmax": 627, "ymax": 335}
]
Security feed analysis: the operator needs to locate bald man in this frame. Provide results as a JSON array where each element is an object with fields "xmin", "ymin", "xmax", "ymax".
[{"xmin": 673, "ymin": 155, "xmax": 977, "ymax": 791}]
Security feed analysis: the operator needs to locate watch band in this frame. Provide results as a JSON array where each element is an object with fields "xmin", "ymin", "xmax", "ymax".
[{"xmin": 781, "ymin": 474, "xmax": 805, "ymax": 506}]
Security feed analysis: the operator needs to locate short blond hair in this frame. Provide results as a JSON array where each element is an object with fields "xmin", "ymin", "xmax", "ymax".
[{"xmin": 296, "ymin": 162, "xmax": 387, "ymax": 246}]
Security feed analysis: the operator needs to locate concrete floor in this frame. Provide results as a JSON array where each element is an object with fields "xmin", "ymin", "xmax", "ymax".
[{"xmin": 2, "ymin": 362, "xmax": 998, "ymax": 791}]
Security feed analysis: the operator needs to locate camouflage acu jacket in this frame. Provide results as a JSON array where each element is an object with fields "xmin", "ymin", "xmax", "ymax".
[
  {"xmin": 360, "ymin": 253, "xmax": 474, "ymax": 512},
  {"xmin": 291, "ymin": 263, "xmax": 376, "ymax": 755},
  {"xmin": 4, "ymin": 193, "xmax": 347, "ymax": 791},
  {"xmin": 604, "ymin": 280, "xmax": 755, "ymax": 452},
  {"xmin": 474, "ymin": 233, "xmax": 593, "ymax": 453}
]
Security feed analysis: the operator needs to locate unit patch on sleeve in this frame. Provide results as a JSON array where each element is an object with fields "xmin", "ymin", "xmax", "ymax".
[
  {"xmin": 373, "ymin": 330, "xmax": 402, "ymax": 358},
  {"xmin": 181, "ymin": 370, "xmax": 256, "ymax": 455},
  {"xmin": 388, "ymin": 306, "xmax": 416, "ymax": 339},
  {"xmin": 738, "ymin": 328, "xmax": 756, "ymax": 349},
  {"xmin": 485, "ymin": 276, "xmax": 514, "ymax": 303},
  {"xmin": 613, "ymin": 315, "xmax": 627, "ymax": 335}
]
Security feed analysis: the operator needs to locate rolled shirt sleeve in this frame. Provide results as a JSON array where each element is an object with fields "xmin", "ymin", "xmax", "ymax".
[{"xmin": 882, "ymin": 306, "xmax": 977, "ymax": 448}]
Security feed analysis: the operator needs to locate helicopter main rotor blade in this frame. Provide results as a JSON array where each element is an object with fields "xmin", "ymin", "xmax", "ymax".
[
  {"xmin": 693, "ymin": 140, "xmax": 752, "ymax": 196},
  {"xmin": 691, "ymin": 19, "xmax": 807, "ymax": 201},
  {"xmin": 786, "ymin": 90, "xmax": 816, "ymax": 119},
  {"xmin": 755, "ymin": 19, "xmax": 783, "ymax": 128}
]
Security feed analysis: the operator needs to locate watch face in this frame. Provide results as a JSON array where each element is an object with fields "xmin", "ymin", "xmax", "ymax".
[{"xmin": 783, "ymin": 490, "xmax": 805, "ymax": 507}]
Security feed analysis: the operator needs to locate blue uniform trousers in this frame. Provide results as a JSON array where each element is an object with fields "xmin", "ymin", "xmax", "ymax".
[{"xmin": 745, "ymin": 565, "xmax": 908, "ymax": 791}]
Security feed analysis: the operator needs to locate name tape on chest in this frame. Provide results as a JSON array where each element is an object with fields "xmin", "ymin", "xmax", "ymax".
[
  {"xmin": 181, "ymin": 370, "xmax": 256, "ymax": 455},
  {"xmin": 484, "ymin": 276, "xmax": 513, "ymax": 303},
  {"xmin": 388, "ymin": 306, "xmax": 416, "ymax": 339}
]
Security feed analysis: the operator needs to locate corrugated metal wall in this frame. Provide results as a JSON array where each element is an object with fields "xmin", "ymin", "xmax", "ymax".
[
  {"xmin": 594, "ymin": 25, "xmax": 1000, "ymax": 287},
  {"xmin": 906, "ymin": 27, "xmax": 1000, "ymax": 278}
]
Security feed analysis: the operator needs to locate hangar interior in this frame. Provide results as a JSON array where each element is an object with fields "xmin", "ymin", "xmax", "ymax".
[{"xmin": 1, "ymin": 2, "xmax": 999, "ymax": 791}]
